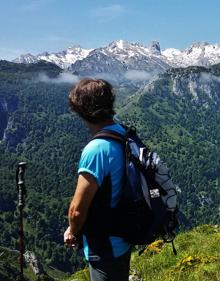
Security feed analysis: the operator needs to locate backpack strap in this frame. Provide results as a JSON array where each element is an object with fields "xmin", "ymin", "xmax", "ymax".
[
  {"xmin": 92, "ymin": 130, "xmax": 126, "ymax": 143},
  {"xmin": 93, "ymin": 128, "xmax": 149, "ymax": 172},
  {"xmin": 92, "ymin": 129, "xmax": 130, "ymax": 180}
]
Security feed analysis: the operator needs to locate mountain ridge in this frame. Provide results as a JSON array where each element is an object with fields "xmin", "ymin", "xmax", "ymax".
[{"xmin": 13, "ymin": 40, "xmax": 220, "ymax": 71}]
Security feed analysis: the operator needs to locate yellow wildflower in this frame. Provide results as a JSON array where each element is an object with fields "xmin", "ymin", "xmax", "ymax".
[{"xmin": 144, "ymin": 240, "xmax": 165, "ymax": 255}]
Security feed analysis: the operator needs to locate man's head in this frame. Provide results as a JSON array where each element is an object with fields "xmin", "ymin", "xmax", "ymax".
[{"xmin": 69, "ymin": 78, "xmax": 115, "ymax": 124}]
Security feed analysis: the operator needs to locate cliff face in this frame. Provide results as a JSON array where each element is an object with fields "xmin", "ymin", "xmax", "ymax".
[
  {"xmin": 141, "ymin": 65, "xmax": 220, "ymax": 107},
  {"xmin": 0, "ymin": 98, "xmax": 8, "ymax": 139},
  {"xmin": 169, "ymin": 70, "xmax": 220, "ymax": 105},
  {"xmin": 0, "ymin": 96, "xmax": 19, "ymax": 145}
]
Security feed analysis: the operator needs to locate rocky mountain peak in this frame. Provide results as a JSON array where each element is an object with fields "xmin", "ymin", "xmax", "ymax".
[
  {"xmin": 149, "ymin": 41, "xmax": 161, "ymax": 55},
  {"xmin": 67, "ymin": 44, "xmax": 82, "ymax": 50},
  {"xmin": 190, "ymin": 42, "xmax": 209, "ymax": 49},
  {"xmin": 39, "ymin": 51, "xmax": 49, "ymax": 56},
  {"xmin": 184, "ymin": 42, "xmax": 207, "ymax": 55},
  {"xmin": 107, "ymin": 40, "xmax": 133, "ymax": 51},
  {"xmin": 13, "ymin": 53, "xmax": 37, "ymax": 63}
]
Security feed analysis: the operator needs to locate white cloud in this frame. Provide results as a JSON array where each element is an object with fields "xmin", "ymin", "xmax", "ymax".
[
  {"xmin": 90, "ymin": 4, "xmax": 126, "ymax": 21},
  {"xmin": 92, "ymin": 72, "xmax": 118, "ymax": 82},
  {"xmin": 213, "ymin": 75, "xmax": 220, "ymax": 83},
  {"xmin": 21, "ymin": 0, "xmax": 53, "ymax": 11},
  {"xmin": 200, "ymin": 72, "xmax": 220, "ymax": 83},
  {"xmin": 38, "ymin": 72, "xmax": 79, "ymax": 84},
  {"xmin": 21, "ymin": 0, "xmax": 42, "ymax": 11},
  {"xmin": 124, "ymin": 70, "xmax": 154, "ymax": 82}
]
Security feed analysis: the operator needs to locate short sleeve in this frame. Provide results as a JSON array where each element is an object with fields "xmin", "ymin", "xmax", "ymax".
[{"xmin": 78, "ymin": 139, "xmax": 110, "ymax": 187}]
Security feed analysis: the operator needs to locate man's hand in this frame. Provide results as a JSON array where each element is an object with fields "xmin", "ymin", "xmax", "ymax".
[{"xmin": 64, "ymin": 226, "xmax": 77, "ymax": 246}]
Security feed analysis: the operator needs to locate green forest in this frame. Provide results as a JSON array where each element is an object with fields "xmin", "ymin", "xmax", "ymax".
[{"xmin": 0, "ymin": 61, "xmax": 219, "ymax": 278}]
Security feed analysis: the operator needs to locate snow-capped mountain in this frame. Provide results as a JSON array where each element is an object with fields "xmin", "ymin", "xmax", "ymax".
[
  {"xmin": 99, "ymin": 40, "xmax": 168, "ymax": 71},
  {"xmin": 13, "ymin": 40, "xmax": 220, "ymax": 84},
  {"xmin": 69, "ymin": 40, "xmax": 169, "ymax": 83},
  {"xmin": 14, "ymin": 40, "xmax": 220, "ymax": 70},
  {"xmin": 14, "ymin": 45, "xmax": 92, "ymax": 69},
  {"xmin": 162, "ymin": 42, "xmax": 220, "ymax": 67}
]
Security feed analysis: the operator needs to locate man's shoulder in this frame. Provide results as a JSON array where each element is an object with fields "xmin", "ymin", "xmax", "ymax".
[
  {"xmin": 81, "ymin": 139, "xmax": 109, "ymax": 162},
  {"xmin": 82, "ymin": 123, "xmax": 125, "ymax": 158},
  {"xmin": 85, "ymin": 138, "xmax": 109, "ymax": 151}
]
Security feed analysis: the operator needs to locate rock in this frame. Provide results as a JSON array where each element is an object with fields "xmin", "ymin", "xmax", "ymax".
[
  {"xmin": 149, "ymin": 41, "xmax": 161, "ymax": 55},
  {"xmin": 24, "ymin": 251, "xmax": 44, "ymax": 276},
  {"xmin": 129, "ymin": 269, "xmax": 143, "ymax": 281}
]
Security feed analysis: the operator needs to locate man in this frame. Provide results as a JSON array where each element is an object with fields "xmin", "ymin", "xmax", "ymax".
[{"xmin": 64, "ymin": 78, "xmax": 131, "ymax": 281}]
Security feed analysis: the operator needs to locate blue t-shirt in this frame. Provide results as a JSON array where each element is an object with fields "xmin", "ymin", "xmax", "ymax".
[{"xmin": 78, "ymin": 123, "xmax": 131, "ymax": 260}]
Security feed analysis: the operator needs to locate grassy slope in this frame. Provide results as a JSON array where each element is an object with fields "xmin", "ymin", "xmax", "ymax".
[{"xmin": 70, "ymin": 225, "xmax": 220, "ymax": 281}]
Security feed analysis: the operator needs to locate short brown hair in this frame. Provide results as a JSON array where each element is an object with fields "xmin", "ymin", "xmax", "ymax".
[{"xmin": 69, "ymin": 78, "xmax": 115, "ymax": 123}]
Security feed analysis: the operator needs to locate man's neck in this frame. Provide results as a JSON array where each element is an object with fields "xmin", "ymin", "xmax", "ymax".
[{"xmin": 86, "ymin": 119, "xmax": 115, "ymax": 135}]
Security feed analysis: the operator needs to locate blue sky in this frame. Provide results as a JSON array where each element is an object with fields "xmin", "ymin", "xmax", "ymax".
[{"xmin": 0, "ymin": 0, "xmax": 219, "ymax": 60}]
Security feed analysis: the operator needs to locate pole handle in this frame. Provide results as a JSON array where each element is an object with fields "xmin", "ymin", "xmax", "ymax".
[{"xmin": 16, "ymin": 162, "xmax": 27, "ymax": 208}]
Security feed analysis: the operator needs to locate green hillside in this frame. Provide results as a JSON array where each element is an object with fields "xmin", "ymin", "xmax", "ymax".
[
  {"xmin": 71, "ymin": 225, "xmax": 220, "ymax": 281},
  {"xmin": 0, "ymin": 61, "xmax": 220, "ymax": 277}
]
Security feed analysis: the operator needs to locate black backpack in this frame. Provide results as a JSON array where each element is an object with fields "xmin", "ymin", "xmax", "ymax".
[{"xmin": 94, "ymin": 125, "xmax": 179, "ymax": 255}]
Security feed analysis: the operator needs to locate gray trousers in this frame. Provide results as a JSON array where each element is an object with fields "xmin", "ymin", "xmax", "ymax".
[{"xmin": 89, "ymin": 250, "xmax": 131, "ymax": 281}]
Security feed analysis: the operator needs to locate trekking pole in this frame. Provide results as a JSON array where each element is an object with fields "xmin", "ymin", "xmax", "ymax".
[{"xmin": 16, "ymin": 162, "xmax": 27, "ymax": 281}]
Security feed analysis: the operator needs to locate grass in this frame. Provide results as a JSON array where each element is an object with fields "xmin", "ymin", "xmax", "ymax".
[
  {"xmin": 66, "ymin": 267, "xmax": 90, "ymax": 281},
  {"xmin": 70, "ymin": 225, "xmax": 220, "ymax": 281},
  {"xmin": 131, "ymin": 225, "xmax": 220, "ymax": 281}
]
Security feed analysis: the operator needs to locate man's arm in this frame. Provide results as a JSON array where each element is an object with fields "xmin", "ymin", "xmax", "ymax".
[{"xmin": 64, "ymin": 172, "xmax": 98, "ymax": 245}]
